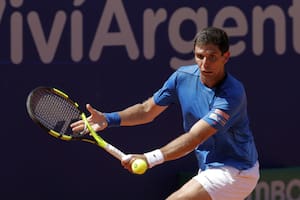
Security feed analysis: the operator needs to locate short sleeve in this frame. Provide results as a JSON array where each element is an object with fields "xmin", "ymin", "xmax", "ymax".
[
  {"xmin": 153, "ymin": 71, "xmax": 178, "ymax": 106},
  {"xmin": 202, "ymin": 94, "xmax": 242, "ymax": 131}
]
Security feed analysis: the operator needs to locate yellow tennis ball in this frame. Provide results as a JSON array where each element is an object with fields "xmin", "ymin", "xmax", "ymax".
[{"xmin": 131, "ymin": 159, "xmax": 148, "ymax": 175}]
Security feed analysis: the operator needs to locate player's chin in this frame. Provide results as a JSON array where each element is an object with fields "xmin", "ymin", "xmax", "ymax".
[{"xmin": 201, "ymin": 72, "xmax": 214, "ymax": 78}]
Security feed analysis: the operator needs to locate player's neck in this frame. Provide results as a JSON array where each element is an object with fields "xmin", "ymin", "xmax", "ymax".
[{"xmin": 200, "ymin": 72, "xmax": 226, "ymax": 88}]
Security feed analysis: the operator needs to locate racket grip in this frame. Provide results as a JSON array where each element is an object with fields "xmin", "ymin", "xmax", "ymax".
[{"xmin": 105, "ymin": 143, "xmax": 126, "ymax": 161}]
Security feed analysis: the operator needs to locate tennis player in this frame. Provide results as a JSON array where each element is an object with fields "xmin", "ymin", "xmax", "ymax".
[{"xmin": 71, "ymin": 27, "xmax": 259, "ymax": 200}]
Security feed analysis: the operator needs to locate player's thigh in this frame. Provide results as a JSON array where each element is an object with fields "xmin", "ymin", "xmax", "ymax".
[{"xmin": 166, "ymin": 178, "xmax": 212, "ymax": 200}]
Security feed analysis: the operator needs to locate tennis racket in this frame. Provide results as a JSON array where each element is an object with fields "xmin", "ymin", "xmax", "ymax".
[{"xmin": 26, "ymin": 87, "xmax": 148, "ymax": 174}]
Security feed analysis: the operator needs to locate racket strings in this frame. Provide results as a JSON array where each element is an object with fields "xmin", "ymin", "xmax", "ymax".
[{"xmin": 30, "ymin": 90, "xmax": 81, "ymax": 135}]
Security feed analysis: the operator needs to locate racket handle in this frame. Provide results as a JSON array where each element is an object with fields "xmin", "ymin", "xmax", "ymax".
[
  {"xmin": 106, "ymin": 144, "xmax": 148, "ymax": 175},
  {"xmin": 105, "ymin": 143, "xmax": 126, "ymax": 161}
]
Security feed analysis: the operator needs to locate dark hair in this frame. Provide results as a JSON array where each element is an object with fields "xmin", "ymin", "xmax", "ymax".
[{"xmin": 193, "ymin": 27, "xmax": 229, "ymax": 54}]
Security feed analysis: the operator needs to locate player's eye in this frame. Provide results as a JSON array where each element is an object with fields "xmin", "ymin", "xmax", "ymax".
[
  {"xmin": 208, "ymin": 55, "xmax": 217, "ymax": 62},
  {"xmin": 195, "ymin": 53, "xmax": 220, "ymax": 63},
  {"xmin": 196, "ymin": 54, "xmax": 205, "ymax": 60}
]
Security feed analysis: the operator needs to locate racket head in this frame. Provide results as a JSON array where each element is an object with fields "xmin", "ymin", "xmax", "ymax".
[{"xmin": 26, "ymin": 87, "xmax": 94, "ymax": 142}]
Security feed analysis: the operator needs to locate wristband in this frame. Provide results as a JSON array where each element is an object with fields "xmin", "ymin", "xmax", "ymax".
[
  {"xmin": 103, "ymin": 112, "xmax": 121, "ymax": 128},
  {"xmin": 144, "ymin": 149, "xmax": 164, "ymax": 168}
]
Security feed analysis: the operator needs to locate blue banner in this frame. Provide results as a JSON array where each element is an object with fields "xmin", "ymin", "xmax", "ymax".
[{"xmin": 1, "ymin": 1, "xmax": 299, "ymax": 199}]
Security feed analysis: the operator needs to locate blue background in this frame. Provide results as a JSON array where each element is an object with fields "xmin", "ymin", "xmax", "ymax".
[{"xmin": 1, "ymin": 1, "xmax": 299, "ymax": 199}]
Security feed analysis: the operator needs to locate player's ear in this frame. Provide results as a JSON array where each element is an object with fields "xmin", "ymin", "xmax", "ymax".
[{"xmin": 223, "ymin": 51, "xmax": 230, "ymax": 63}]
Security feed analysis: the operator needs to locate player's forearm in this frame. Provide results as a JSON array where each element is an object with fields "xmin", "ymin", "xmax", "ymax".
[
  {"xmin": 142, "ymin": 119, "xmax": 215, "ymax": 169},
  {"xmin": 104, "ymin": 97, "xmax": 166, "ymax": 128},
  {"xmin": 119, "ymin": 103, "xmax": 155, "ymax": 126},
  {"xmin": 160, "ymin": 132, "xmax": 201, "ymax": 161},
  {"xmin": 161, "ymin": 120, "xmax": 216, "ymax": 162},
  {"xmin": 119, "ymin": 97, "xmax": 167, "ymax": 126},
  {"xmin": 143, "ymin": 132, "xmax": 202, "ymax": 169}
]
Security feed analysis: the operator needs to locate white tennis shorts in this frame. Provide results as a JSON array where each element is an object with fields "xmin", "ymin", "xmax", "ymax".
[{"xmin": 193, "ymin": 162, "xmax": 259, "ymax": 200}]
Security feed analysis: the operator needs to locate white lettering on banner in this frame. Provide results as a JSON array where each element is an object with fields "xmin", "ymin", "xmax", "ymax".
[
  {"xmin": 143, "ymin": 8, "xmax": 167, "ymax": 60},
  {"xmin": 253, "ymin": 6, "xmax": 286, "ymax": 55},
  {"xmin": 27, "ymin": 11, "xmax": 67, "ymax": 64},
  {"xmin": 0, "ymin": 0, "xmax": 300, "ymax": 68},
  {"xmin": 247, "ymin": 179, "xmax": 300, "ymax": 200},
  {"xmin": 71, "ymin": 6, "xmax": 83, "ymax": 62},
  {"xmin": 0, "ymin": 0, "xmax": 4, "ymax": 22},
  {"xmin": 89, "ymin": 0, "xmax": 139, "ymax": 62}
]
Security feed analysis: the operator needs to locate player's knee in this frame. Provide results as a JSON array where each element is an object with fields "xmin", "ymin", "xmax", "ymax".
[{"xmin": 166, "ymin": 191, "xmax": 187, "ymax": 200}]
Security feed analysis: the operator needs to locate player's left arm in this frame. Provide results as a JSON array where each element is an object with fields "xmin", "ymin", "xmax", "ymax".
[
  {"xmin": 160, "ymin": 119, "xmax": 216, "ymax": 162},
  {"xmin": 122, "ymin": 119, "xmax": 216, "ymax": 171}
]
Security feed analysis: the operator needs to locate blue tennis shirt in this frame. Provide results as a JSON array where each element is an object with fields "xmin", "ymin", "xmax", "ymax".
[{"xmin": 153, "ymin": 65, "xmax": 258, "ymax": 170}]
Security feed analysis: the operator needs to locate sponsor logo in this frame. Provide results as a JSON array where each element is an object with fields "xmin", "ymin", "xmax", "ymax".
[{"xmin": 208, "ymin": 109, "xmax": 230, "ymax": 126}]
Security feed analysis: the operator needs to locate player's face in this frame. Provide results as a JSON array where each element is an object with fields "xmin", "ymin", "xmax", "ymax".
[{"xmin": 194, "ymin": 44, "xmax": 230, "ymax": 87}]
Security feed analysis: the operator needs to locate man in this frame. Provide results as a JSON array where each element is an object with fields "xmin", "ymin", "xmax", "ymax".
[{"xmin": 71, "ymin": 27, "xmax": 259, "ymax": 200}]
